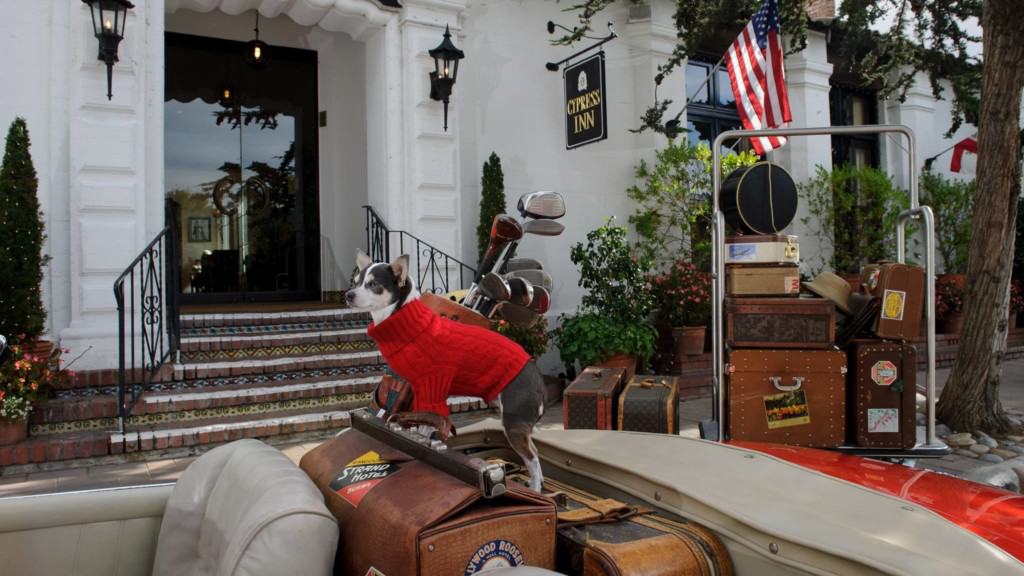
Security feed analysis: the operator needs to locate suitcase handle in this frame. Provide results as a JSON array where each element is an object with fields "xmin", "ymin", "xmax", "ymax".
[
  {"xmin": 639, "ymin": 378, "xmax": 669, "ymax": 388},
  {"xmin": 769, "ymin": 376, "xmax": 804, "ymax": 392}
]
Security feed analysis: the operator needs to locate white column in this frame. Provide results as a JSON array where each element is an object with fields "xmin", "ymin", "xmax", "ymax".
[
  {"xmin": 882, "ymin": 75, "xmax": 935, "ymax": 193},
  {"xmin": 625, "ymin": 1, "xmax": 683, "ymax": 159},
  {"xmin": 59, "ymin": 2, "xmax": 164, "ymax": 370}
]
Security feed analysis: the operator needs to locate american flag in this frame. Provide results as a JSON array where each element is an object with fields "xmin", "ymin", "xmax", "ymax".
[{"xmin": 725, "ymin": 0, "xmax": 792, "ymax": 155}]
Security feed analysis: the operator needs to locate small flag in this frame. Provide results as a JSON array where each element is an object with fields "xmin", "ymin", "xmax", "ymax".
[
  {"xmin": 726, "ymin": 0, "xmax": 792, "ymax": 155},
  {"xmin": 950, "ymin": 135, "xmax": 977, "ymax": 173}
]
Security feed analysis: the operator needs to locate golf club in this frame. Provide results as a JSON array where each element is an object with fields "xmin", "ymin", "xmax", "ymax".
[
  {"xmin": 476, "ymin": 272, "xmax": 511, "ymax": 304},
  {"xmin": 517, "ymin": 191, "xmax": 566, "ymax": 220},
  {"xmin": 505, "ymin": 257, "xmax": 543, "ymax": 272},
  {"xmin": 475, "ymin": 214, "xmax": 524, "ymax": 282},
  {"xmin": 526, "ymin": 286, "xmax": 550, "ymax": 314},
  {"xmin": 522, "ymin": 219, "xmax": 565, "ymax": 237},
  {"xmin": 505, "ymin": 269, "xmax": 553, "ymax": 292},
  {"xmin": 496, "ymin": 302, "xmax": 541, "ymax": 327},
  {"xmin": 507, "ymin": 277, "xmax": 534, "ymax": 307}
]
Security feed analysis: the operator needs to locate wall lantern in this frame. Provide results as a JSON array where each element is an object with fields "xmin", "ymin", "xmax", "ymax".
[
  {"xmin": 82, "ymin": 0, "xmax": 134, "ymax": 100},
  {"xmin": 428, "ymin": 25, "xmax": 464, "ymax": 132},
  {"xmin": 246, "ymin": 11, "xmax": 268, "ymax": 67}
]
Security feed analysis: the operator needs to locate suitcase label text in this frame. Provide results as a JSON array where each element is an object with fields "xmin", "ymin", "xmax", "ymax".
[
  {"xmin": 330, "ymin": 451, "xmax": 400, "ymax": 507},
  {"xmin": 465, "ymin": 539, "xmax": 524, "ymax": 574},
  {"xmin": 764, "ymin": 391, "xmax": 811, "ymax": 429}
]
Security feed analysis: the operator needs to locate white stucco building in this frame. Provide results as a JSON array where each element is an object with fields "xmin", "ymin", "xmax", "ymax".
[{"xmin": 0, "ymin": 0, "xmax": 976, "ymax": 371}]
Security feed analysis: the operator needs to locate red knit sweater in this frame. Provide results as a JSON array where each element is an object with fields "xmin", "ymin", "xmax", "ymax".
[{"xmin": 366, "ymin": 299, "xmax": 531, "ymax": 417}]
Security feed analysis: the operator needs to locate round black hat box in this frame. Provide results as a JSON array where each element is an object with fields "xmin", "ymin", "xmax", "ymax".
[{"xmin": 719, "ymin": 161, "xmax": 798, "ymax": 234}]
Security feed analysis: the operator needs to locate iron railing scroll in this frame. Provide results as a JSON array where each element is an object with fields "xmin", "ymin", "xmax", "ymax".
[
  {"xmin": 363, "ymin": 206, "xmax": 476, "ymax": 295},
  {"xmin": 113, "ymin": 226, "xmax": 181, "ymax": 433}
]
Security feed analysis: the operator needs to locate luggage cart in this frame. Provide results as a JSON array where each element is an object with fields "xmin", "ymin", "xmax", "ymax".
[{"xmin": 703, "ymin": 124, "xmax": 950, "ymax": 459}]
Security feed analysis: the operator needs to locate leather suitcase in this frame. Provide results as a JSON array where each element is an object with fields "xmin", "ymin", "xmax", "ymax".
[
  {"xmin": 617, "ymin": 375, "xmax": 680, "ymax": 434},
  {"xmin": 727, "ymin": 349, "xmax": 847, "ymax": 447},
  {"xmin": 726, "ymin": 298, "xmax": 835, "ymax": 349},
  {"xmin": 564, "ymin": 366, "xmax": 627, "ymax": 430},
  {"xmin": 368, "ymin": 374, "xmax": 412, "ymax": 417},
  {"xmin": 299, "ymin": 428, "xmax": 556, "ymax": 575},
  {"xmin": 848, "ymin": 340, "xmax": 917, "ymax": 448},
  {"xmin": 545, "ymin": 477, "xmax": 733, "ymax": 576},
  {"xmin": 726, "ymin": 264, "xmax": 801, "ymax": 297},
  {"xmin": 725, "ymin": 234, "xmax": 799, "ymax": 265},
  {"xmin": 859, "ymin": 263, "xmax": 924, "ymax": 341}
]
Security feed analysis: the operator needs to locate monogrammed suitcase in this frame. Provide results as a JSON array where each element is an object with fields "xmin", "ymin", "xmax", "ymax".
[
  {"xmin": 564, "ymin": 366, "xmax": 628, "ymax": 430},
  {"xmin": 299, "ymin": 428, "xmax": 556, "ymax": 575},
  {"xmin": 617, "ymin": 375, "xmax": 680, "ymax": 434},
  {"xmin": 727, "ymin": 349, "xmax": 847, "ymax": 447},
  {"xmin": 848, "ymin": 340, "xmax": 917, "ymax": 448},
  {"xmin": 726, "ymin": 298, "xmax": 835, "ymax": 349},
  {"xmin": 859, "ymin": 263, "xmax": 924, "ymax": 341},
  {"xmin": 726, "ymin": 264, "xmax": 801, "ymax": 297},
  {"xmin": 725, "ymin": 234, "xmax": 799, "ymax": 265}
]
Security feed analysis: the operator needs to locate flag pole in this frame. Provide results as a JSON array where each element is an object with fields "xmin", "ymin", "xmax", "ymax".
[{"xmin": 660, "ymin": 53, "xmax": 729, "ymax": 132}]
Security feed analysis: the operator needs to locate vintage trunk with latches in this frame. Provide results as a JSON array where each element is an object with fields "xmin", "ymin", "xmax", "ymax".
[
  {"xmin": 847, "ymin": 340, "xmax": 918, "ymax": 449},
  {"xmin": 725, "ymin": 234, "xmax": 800, "ymax": 265},
  {"xmin": 858, "ymin": 263, "xmax": 925, "ymax": 341},
  {"xmin": 564, "ymin": 367, "xmax": 628, "ymax": 430},
  {"xmin": 726, "ymin": 298, "xmax": 836, "ymax": 349},
  {"xmin": 727, "ymin": 349, "xmax": 847, "ymax": 447},
  {"xmin": 617, "ymin": 375, "xmax": 680, "ymax": 435},
  {"xmin": 726, "ymin": 264, "xmax": 801, "ymax": 297}
]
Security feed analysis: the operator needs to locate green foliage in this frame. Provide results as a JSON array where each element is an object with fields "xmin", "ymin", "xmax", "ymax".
[
  {"xmin": 627, "ymin": 140, "xmax": 758, "ymax": 269},
  {"xmin": 798, "ymin": 165, "xmax": 912, "ymax": 276},
  {"xmin": 0, "ymin": 342, "xmax": 73, "ymax": 422},
  {"xmin": 0, "ymin": 118, "xmax": 47, "ymax": 340},
  {"xmin": 648, "ymin": 260, "xmax": 711, "ymax": 327},
  {"xmin": 921, "ymin": 171, "xmax": 974, "ymax": 274},
  {"xmin": 554, "ymin": 218, "xmax": 657, "ymax": 369},
  {"xmin": 477, "ymin": 152, "xmax": 507, "ymax": 266},
  {"xmin": 496, "ymin": 316, "xmax": 550, "ymax": 358}
]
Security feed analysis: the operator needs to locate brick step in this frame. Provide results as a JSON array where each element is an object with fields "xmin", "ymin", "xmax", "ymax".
[
  {"xmin": 138, "ymin": 377, "xmax": 380, "ymax": 416},
  {"xmin": 179, "ymin": 335, "xmax": 377, "ymax": 363},
  {"xmin": 180, "ymin": 328, "xmax": 372, "ymax": 353},
  {"xmin": 0, "ymin": 430, "xmax": 110, "ymax": 467},
  {"xmin": 180, "ymin": 317, "xmax": 370, "ymax": 338},
  {"xmin": 174, "ymin": 350, "xmax": 383, "ymax": 380},
  {"xmin": 180, "ymin": 307, "xmax": 368, "ymax": 330}
]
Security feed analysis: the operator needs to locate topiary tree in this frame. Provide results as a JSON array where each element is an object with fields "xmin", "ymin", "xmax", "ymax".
[
  {"xmin": 477, "ymin": 152, "xmax": 506, "ymax": 266},
  {"xmin": 0, "ymin": 118, "xmax": 47, "ymax": 341}
]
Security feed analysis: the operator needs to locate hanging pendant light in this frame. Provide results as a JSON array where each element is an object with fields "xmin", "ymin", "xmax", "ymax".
[{"xmin": 246, "ymin": 11, "xmax": 268, "ymax": 68}]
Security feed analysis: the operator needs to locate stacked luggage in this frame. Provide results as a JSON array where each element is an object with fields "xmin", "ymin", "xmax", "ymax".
[{"xmin": 563, "ymin": 367, "xmax": 681, "ymax": 434}]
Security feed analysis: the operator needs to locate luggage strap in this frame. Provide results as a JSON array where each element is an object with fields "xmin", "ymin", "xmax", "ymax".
[{"xmin": 556, "ymin": 497, "xmax": 651, "ymax": 527}]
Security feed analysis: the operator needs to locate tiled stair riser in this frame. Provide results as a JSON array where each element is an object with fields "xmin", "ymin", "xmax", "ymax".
[
  {"xmin": 180, "ymin": 318, "xmax": 369, "ymax": 338},
  {"xmin": 180, "ymin": 339, "xmax": 377, "ymax": 362}
]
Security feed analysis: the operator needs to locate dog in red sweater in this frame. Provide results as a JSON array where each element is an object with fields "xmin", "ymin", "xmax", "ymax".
[{"xmin": 346, "ymin": 250, "xmax": 546, "ymax": 491}]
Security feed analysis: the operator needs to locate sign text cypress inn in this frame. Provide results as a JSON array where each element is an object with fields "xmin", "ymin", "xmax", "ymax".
[{"xmin": 564, "ymin": 52, "xmax": 607, "ymax": 149}]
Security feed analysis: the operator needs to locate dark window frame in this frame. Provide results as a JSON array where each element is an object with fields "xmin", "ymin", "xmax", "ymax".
[{"xmin": 830, "ymin": 83, "xmax": 880, "ymax": 168}]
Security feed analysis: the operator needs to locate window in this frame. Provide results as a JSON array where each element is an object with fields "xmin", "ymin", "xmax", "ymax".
[
  {"xmin": 684, "ymin": 61, "xmax": 747, "ymax": 155},
  {"xmin": 830, "ymin": 86, "xmax": 879, "ymax": 168}
]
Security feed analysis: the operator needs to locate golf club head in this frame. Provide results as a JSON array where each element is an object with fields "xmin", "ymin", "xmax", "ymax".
[
  {"xmin": 527, "ymin": 286, "xmax": 550, "ymax": 314},
  {"xmin": 506, "ymin": 269, "xmax": 553, "ymax": 292},
  {"xmin": 497, "ymin": 302, "xmax": 541, "ymax": 328},
  {"xmin": 477, "ymin": 272, "xmax": 511, "ymax": 302},
  {"xmin": 505, "ymin": 257, "xmax": 543, "ymax": 272},
  {"xmin": 477, "ymin": 215, "xmax": 524, "ymax": 280},
  {"xmin": 523, "ymin": 219, "xmax": 565, "ymax": 237},
  {"xmin": 517, "ymin": 191, "xmax": 565, "ymax": 220},
  {"xmin": 507, "ymin": 277, "xmax": 534, "ymax": 307}
]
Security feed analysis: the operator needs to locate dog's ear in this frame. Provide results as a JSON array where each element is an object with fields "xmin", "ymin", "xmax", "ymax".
[
  {"xmin": 390, "ymin": 254, "xmax": 410, "ymax": 287},
  {"xmin": 355, "ymin": 249, "xmax": 372, "ymax": 272}
]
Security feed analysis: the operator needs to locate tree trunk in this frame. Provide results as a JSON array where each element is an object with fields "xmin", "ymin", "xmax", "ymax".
[{"xmin": 937, "ymin": 0, "xmax": 1024, "ymax": 434}]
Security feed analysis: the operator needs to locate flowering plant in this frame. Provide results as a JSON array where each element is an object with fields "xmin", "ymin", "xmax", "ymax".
[
  {"xmin": 648, "ymin": 260, "xmax": 711, "ymax": 327},
  {"xmin": 0, "ymin": 339, "xmax": 74, "ymax": 421},
  {"xmin": 496, "ymin": 317, "xmax": 550, "ymax": 359},
  {"xmin": 936, "ymin": 275, "xmax": 966, "ymax": 318},
  {"xmin": 1011, "ymin": 279, "xmax": 1024, "ymax": 315}
]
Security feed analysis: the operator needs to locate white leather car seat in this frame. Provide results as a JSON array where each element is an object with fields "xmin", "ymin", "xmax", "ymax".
[{"xmin": 151, "ymin": 439, "xmax": 339, "ymax": 576}]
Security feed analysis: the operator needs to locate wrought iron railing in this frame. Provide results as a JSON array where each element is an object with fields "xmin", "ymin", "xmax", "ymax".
[
  {"xmin": 364, "ymin": 205, "xmax": 476, "ymax": 294},
  {"xmin": 113, "ymin": 225, "xmax": 181, "ymax": 433}
]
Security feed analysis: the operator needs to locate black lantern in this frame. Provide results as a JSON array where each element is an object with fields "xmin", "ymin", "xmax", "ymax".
[
  {"xmin": 82, "ymin": 0, "xmax": 134, "ymax": 100},
  {"xmin": 428, "ymin": 25, "xmax": 464, "ymax": 132},
  {"xmin": 246, "ymin": 11, "xmax": 268, "ymax": 67}
]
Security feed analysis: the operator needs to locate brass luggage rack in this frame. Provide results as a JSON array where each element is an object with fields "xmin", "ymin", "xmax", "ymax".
[{"xmin": 703, "ymin": 124, "xmax": 950, "ymax": 460}]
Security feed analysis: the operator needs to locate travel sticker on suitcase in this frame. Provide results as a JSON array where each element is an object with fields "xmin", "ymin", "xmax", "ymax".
[
  {"xmin": 764, "ymin": 390, "xmax": 810, "ymax": 429},
  {"xmin": 330, "ymin": 450, "xmax": 400, "ymax": 507},
  {"xmin": 867, "ymin": 408, "xmax": 900, "ymax": 433}
]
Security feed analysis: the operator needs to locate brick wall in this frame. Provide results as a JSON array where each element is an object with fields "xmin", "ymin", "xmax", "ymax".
[{"xmin": 805, "ymin": 0, "xmax": 836, "ymax": 21}]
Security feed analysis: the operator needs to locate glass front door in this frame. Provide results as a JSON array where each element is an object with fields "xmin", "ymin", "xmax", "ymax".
[{"xmin": 165, "ymin": 32, "xmax": 319, "ymax": 302}]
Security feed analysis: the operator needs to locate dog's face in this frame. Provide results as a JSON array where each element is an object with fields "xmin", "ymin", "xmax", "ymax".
[{"xmin": 346, "ymin": 250, "xmax": 412, "ymax": 312}]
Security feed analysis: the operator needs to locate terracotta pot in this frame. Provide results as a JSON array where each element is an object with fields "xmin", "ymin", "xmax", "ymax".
[
  {"xmin": 0, "ymin": 418, "xmax": 27, "ymax": 446},
  {"xmin": 596, "ymin": 353, "xmax": 637, "ymax": 382},
  {"xmin": 25, "ymin": 338, "xmax": 53, "ymax": 359},
  {"xmin": 942, "ymin": 312, "xmax": 964, "ymax": 335},
  {"xmin": 673, "ymin": 325, "xmax": 706, "ymax": 357}
]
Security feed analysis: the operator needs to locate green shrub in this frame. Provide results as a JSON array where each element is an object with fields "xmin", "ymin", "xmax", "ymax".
[
  {"xmin": 476, "ymin": 152, "xmax": 506, "ymax": 266},
  {"xmin": 921, "ymin": 171, "xmax": 974, "ymax": 274}
]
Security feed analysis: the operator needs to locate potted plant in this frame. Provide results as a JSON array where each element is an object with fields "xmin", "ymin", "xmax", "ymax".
[
  {"xmin": 649, "ymin": 260, "xmax": 711, "ymax": 358},
  {"xmin": 554, "ymin": 219, "xmax": 657, "ymax": 376},
  {"xmin": 495, "ymin": 317, "xmax": 549, "ymax": 359},
  {"xmin": 1010, "ymin": 279, "xmax": 1023, "ymax": 331},
  {"xmin": 936, "ymin": 275, "xmax": 966, "ymax": 335},
  {"xmin": 0, "ymin": 340, "xmax": 73, "ymax": 445}
]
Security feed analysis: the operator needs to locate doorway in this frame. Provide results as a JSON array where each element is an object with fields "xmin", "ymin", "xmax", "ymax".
[{"xmin": 165, "ymin": 32, "xmax": 320, "ymax": 303}]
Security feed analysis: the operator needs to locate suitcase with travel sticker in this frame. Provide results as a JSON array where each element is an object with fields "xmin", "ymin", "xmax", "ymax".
[
  {"xmin": 617, "ymin": 375, "xmax": 680, "ymax": 434},
  {"xmin": 847, "ymin": 339, "xmax": 917, "ymax": 448},
  {"xmin": 563, "ymin": 366, "xmax": 628, "ymax": 430},
  {"xmin": 299, "ymin": 427, "xmax": 556, "ymax": 575},
  {"xmin": 726, "ymin": 263, "xmax": 801, "ymax": 297},
  {"xmin": 726, "ymin": 349, "xmax": 847, "ymax": 447},
  {"xmin": 859, "ymin": 263, "xmax": 925, "ymax": 341},
  {"xmin": 725, "ymin": 298, "xmax": 835, "ymax": 349},
  {"xmin": 725, "ymin": 234, "xmax": 799, "ymax": 265}
]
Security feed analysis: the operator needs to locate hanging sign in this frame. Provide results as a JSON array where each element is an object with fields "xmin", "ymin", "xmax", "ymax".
[{"xmin": 564, "ymin": 52, "xmax": 607, "ymax": 149}]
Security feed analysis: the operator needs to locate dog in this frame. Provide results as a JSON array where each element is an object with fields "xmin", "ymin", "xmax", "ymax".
[{"xmin": 346, "ymin": 249, "xmax": 546, "ymax": 492}]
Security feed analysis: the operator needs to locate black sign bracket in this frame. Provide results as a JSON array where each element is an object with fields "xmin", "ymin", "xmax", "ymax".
[{"xmin": 545, "ymin": 22, "xmax": 617, "ymax": 72}]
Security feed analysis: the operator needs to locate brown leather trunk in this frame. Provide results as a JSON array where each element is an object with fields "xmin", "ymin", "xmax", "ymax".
[
  {"xmin": 847, "ymin": 340, "xmax": 918, "ymax": 448},
  {"xmin": 727, "ymin": 349, "xmax": 847, "ymax": 447},
  {"xmin": 299, "ymin": 428, "xmax": 556, "ymax": 575},
  {"xmin": 725, "ymin": 234, "xmax": 799, "ymax": 265},
  {"xmin": 617, "ymin": 375, "xmax": 680, "ymax": 434},
  {"xmin": 859, "ymin": 263, "xmax": 924, "ymax": 341},
  {"xmin": 726, "ymin": 264, "xmax": 801, "ymax": 297},
  {"xmin": 564, "ymin": 366, "xmax": 627, "ymax": 430},
  {"xmin": 368, "ymin": 374, "xmax": 412, "ymax": 417},
  {"xmin": 549, "ymin": 477, "xmax": 733, "ymax": 576},
  {"xmin": 726, "ymin": 298, "xmax": 835, "ymax": 349}
]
